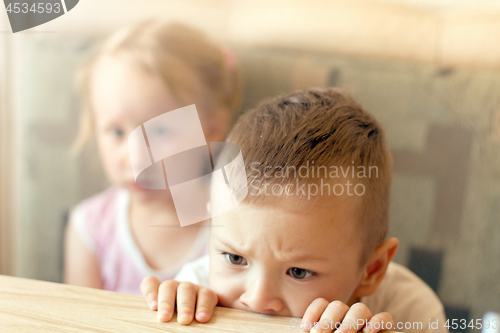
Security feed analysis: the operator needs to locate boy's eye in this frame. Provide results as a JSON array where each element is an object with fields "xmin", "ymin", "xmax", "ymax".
[
  {"xmin": 224, "ymin": 253, "xmax": 247, "ymax": 265},
  {"xmin": 287, "ymin": 267, "xmax": 314, "ymax": 280}
]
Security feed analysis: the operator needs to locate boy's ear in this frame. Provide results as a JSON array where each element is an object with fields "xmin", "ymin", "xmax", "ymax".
[{"xmin": 353, "ymin": 237, "xmax": 399, "ymax": 298}]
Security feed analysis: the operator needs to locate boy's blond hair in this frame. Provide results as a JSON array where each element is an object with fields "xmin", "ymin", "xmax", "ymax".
[
  {"xmin": 226, "ymin": 88, "xmax": 393, "ymax": 265},
  {"xmin": 73, "ymin": 20, "xmax": 242, "ymax": 152}
]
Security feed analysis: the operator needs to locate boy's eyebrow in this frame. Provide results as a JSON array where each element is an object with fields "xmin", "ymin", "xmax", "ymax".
[
  {"xmin": 214, "ymin": 238, "xmax": 242, "ymax": 254},
  {"xmin": 216, "ymin": 238, "xmax": 329, "ymax": 263},
  {"xmin": 285, "ymin": 252, "xmax": 330, "ymax": 263}
]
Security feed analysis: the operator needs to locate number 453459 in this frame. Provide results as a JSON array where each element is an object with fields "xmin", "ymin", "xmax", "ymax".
[
  {"xmin": 445, "ymin": 318, "xmax": 498, "ymax": 330},
  {"xmin": 6, "ymin": 3, "xmax": 62, "ymax": 14}
]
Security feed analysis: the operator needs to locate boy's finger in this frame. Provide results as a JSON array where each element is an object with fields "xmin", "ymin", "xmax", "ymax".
[
  {"xmin": 311, "ymin": 300, "xmax": 350, "ymax": 333},
  {"xmin": 157, "ymin": 280, "xmax": 179, "ymax": 322},
  {"xmin": 140, "ymin": 275, "xmax": 161, "ymax": 311},
  {"xmin": 363, "ymin": 312, "xmax": 394, "ymax": 333},
  {"xmin": 301, "ymin": 298, "xmax": 330, "ymax": 332},
  {"xmin": 195, "ymin": 287, "xmax": 218, "ymax": 323},
  {"xmin": 335, "ymin": 302, "xmax": 372, "ymax": 333},
  {"xmin": 176, "ymin": 282, "xmax": 198, "ymax": 325}
]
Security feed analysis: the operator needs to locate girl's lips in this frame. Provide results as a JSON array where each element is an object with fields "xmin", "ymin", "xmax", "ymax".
[{"xmin": 131, "ymin": 180, "xmax": 167, "ymax": 190}]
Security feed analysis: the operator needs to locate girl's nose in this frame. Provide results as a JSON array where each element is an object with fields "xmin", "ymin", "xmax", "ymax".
[
  {"xmin": 239, "ymin": 279, "xmax": 284, "ymax": 314},
  {"xmin": 128, "ymin": 127, "xmax": 152, "ymax": 173}
]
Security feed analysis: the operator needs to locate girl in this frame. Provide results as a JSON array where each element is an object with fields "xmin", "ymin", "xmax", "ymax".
[{"xmin": 64, "ymin": 21, "xmax": 242, "ymax": 295}]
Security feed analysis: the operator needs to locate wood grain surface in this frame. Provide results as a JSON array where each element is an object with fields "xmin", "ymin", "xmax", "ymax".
[{"xmin": 0, "ymin": 275, "xmax": 401, "ymax": 332}]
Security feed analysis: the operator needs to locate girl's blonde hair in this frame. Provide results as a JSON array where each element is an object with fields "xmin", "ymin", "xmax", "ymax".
[{"xmin": 73, "ymin": 20, "xmax": 242, "ymax": 153}]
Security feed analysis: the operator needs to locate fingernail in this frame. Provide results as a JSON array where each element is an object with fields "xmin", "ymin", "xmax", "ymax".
[
  {"xmin": 160, "ymin": 308, "xmax": 170, "ymax": 317},
  {"xmin": 178, "ymin": 313, "xmax": 190, "ymax": 321},
  {"xmin": 197, "ymin": 311, "xmax": 209, "ymax": 321},
  {"xmin": 150, "ymin": 300, "xmax": 157, "ymax": 310}
]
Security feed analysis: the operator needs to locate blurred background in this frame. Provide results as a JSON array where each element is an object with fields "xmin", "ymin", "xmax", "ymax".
[{"xmin": 1, "ymin": 0, "xmax": 500, "ymax": 331}]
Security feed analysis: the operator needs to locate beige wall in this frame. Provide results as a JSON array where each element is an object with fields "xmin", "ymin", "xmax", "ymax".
[
  {"xmin": 0, "ymin": 10, "xmax": 13, "ymax": 276},
  {"xmin": 381, "ymin": 0, "xmax": 500, "ymax": 10},
  {"xmin": 30, "ymin": 0, "xmax": 500, "ymax": 69}
]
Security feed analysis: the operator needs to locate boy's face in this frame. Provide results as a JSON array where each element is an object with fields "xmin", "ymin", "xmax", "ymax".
[{"xmin": 208, "ymin": 193, "xmax": 366, "ymax": 317}]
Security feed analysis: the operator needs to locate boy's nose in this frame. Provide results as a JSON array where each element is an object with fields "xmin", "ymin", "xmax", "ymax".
[{"xmin": 239, "ymin": 279, "xmax": 284, "ymax": 314}]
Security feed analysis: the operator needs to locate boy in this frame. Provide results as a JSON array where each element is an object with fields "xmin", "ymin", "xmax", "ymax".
[{"xmin": 140, "ymin": 88, "xmax": 447, "ymax": 333}]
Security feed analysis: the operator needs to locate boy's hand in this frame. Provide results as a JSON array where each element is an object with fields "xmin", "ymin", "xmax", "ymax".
[
  {"xmin": 301, "ymin": 298, "xmax": 394, "ymax": 333},
  {"xmin": 140, "ymin": 276, "xmax": 218, "ymax": 325}
]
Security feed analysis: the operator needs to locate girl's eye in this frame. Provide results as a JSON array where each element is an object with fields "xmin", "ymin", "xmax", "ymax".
[
  {"xmin": 153, "ymin": 127, "xmax": 169, "ymax": 136},
  {"xmin": 224, "ymin": 253, "xmax": 247, "ymax": 265},
  {"xmin": 110, "ymin": 128, "xmax": 124, "ymax": 138},
  {"xmin": 287, "ymin": 267, "xmax": 314, "ymax": 280}
]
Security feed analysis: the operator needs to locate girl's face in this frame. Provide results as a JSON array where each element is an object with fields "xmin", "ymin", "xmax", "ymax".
[{"xmin": 89, "ymin": 56, "xmax": 185, "ymax": 200}]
